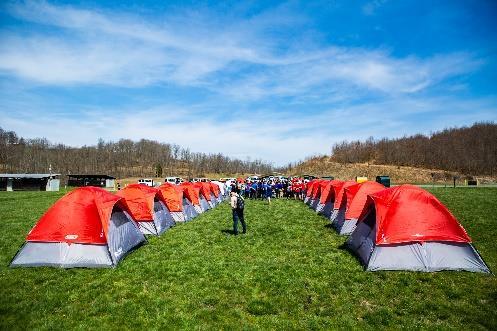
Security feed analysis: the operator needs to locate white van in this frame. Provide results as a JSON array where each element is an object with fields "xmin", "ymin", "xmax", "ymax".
[
  {"xmin": 138, "ymin": 178, "xmax": 154, "ymax": 187},
  {"xmin": 164, "ymin": 177, "xmax": 181, "ymax": 185},
  {"xmin": 193, "ymin": 178, "xmax": 209, "ymax": 182}
]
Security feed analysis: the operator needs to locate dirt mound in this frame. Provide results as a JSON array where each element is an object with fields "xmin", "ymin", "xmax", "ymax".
[{"xmin": 288, "ymin": 156, "xmax": 496, "ymax": 184}]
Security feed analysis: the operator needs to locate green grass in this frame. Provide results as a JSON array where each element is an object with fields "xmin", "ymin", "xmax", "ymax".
[{"xmin": 1, "ymin": 188, "xmax": 496, "ymax": 330}]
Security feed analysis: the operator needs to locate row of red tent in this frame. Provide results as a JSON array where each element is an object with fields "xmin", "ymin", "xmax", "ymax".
[
  {"xmin": 10, "ymin": 181, "xmax": 228, "ymax": 268},
  {"xmin": 303, "ymin": 179, "xmax": 490, "ymax": 273}
]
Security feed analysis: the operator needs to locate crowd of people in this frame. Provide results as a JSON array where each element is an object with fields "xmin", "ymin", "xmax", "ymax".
[{"xmin": 228, "ymin": 177, "xmax": 308, "ymax": 204}]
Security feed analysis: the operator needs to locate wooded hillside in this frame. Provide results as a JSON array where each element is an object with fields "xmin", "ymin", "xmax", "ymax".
[
  {"xmin": 330, "ymin": 122, "xmax": 497, "ymax": 176},
  {"xmin": 0, "ymin": 128, "xmax": 273, "ymax": 180}
]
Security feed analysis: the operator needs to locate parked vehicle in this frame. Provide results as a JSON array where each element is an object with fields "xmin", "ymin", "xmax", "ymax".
[
  {"xmin": 164, "ymin": 177, "xmax": 181, "ymax": 185},
  {"xmin": 192, "ymin": 178, "xmax": 209, "ymax": 182},
  {"xmin": 138, "ymin": 178, "xmax": 154, "ymax": 187}
]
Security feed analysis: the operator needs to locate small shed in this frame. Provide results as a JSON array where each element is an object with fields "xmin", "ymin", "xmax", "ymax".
[
  {"xmin": 0, "ymin": 174, "xmax": 60, "ymax": 191},
  {"xmin": 376, "ymin": 176, "xmax": 391, "ymax": 187},
  {"xmin": 67, "ymin": 174, "xmax": 116, "ymax": 188}
]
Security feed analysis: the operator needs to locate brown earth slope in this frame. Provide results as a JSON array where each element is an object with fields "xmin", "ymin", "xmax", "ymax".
[{"xmin": 288, "ymin": 156, "xmax": 496, "ymax": 185}]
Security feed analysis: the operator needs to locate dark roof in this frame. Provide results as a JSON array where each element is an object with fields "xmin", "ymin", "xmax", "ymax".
[
  {"xmin": 0, "ymin": 174, "xmax": 60, "ymax": 179},
  {"xmin": 67, "ymin": 174, "xmax": 116, "ymax": 179}
]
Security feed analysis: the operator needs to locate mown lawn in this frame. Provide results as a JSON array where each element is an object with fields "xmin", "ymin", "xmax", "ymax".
[{"xmin": 0, "ymin": 188, "xmax": 496, "ymax": 330}]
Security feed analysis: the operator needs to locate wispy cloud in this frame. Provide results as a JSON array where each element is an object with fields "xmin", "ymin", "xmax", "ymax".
[
  {"xmin": 362, "ymin": 0, "xmax": 389, "ymax": 16},
  {"xmin": 2, "ymin": 96, "xmax": 496, "ymax": 165},
  {"xmin": 0, "ymin": 1, "xmax": 493, "ymax": 165},
  {"xmin": 0, "ymin": 1, "xmax": 480, "ymax": 94}
]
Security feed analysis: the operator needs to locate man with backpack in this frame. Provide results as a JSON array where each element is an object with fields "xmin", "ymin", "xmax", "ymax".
[{"xmin": 230, "ymin": 191, "xmax": 246, "ymax": 235}]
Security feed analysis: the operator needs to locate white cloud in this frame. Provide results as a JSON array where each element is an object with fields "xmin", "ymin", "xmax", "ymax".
[
  {"xmin": 2, "ymin": 97, "xmax": 496, "ymax": 165},
  {"xmin": 362, "ymin": 0, "xmax": 389, "ymax": 16},
  {"xmin": 0, "ymin": 0, "xmax": 480, "ymax": 94},
  {"xmin": 0, "ymin": 1, "xmax": 492, "ymax": 165}
]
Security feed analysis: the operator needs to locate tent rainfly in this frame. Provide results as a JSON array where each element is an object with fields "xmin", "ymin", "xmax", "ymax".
[
  {"xmin": 211, "ymin": 181, "xmax": 227, "ymax": 198},
  {"xmin": 316, "ymin": 180, "xmax": 344, "ymax": 218},
  {"xmin": 304, "ymin": 180, "xmax": 316, "ymax": 204},
  {"xmin": 346, "ymin": 185, "xmax": 490, "ymax": 273},
  {"xmin": 179, "ymin": 183, "xmax": 200, "ymax": 221},
  {"xmin": 306, "ymin": 180, "xmax": 323, "ymax": 206},
  {"xmin": 209, "ymin": 182, "xmax": 221, "ymax": 205},
  {"xmin": 330, "ymin": 180, "xmax": 357, "ymax": 223},
  {"xmin": 116, "ymin": 184, "xmax": 175, "ymax": 235},
  {"xmin": 181, "ymin": 183, "xmax": 203, "ymax": 215},
  {"xmin": 157, "ymin": 183, "xmax": 186, "ymax": 223},
  {"xmin": 194, "ymin": 182, "xmax": 213, "ymax": 211},
  {"xmin": 10, "ymin": 187, "xmax": 145, "ymax": 268},
  {"xmin": 310, "ymin": 180, "xmax": 328, "ymax": 210},
  {"xmin": 332, "ymin": 181, "xmax": 386, "ymax": 235}
]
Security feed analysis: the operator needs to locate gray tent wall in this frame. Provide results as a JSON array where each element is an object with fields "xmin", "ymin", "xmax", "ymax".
[
  {"xmin": 199, "ymin": 196, "xmax": 211, "ymax": 212},
  {"xmin": 329, "ymin": 208, "xmax": 339, "ymax": 222},
  {"xmin": 316, "ymin": 202, "xmax": 325, "ymax": 213},
  {"xmin": 193, "ymin": 203, "xmax": 203, "ymax": 214},
  {"xmin": 346, "ymin": 209, "xmax": 490, "ymax": 273},
  {"xmin": 317, "ymin": 201, "xmax": 334, "ymax": 218},
  {"xmin": 331, "ymin": 203, "xmax": 357, "ymax": 235},
  {"xmin": 182, "ymin": 198, "xmax": 199, "ymax": 221},
  {"xmin": 137, "ymin": 200, "xmax": 175, "ymax": 235},
  {"xmin": 330, "ymin": 194, "xmax": 347, "ymax": 230},
  {"xmin": 210, "ymin": 195, "xmax": 218, "ymax": 207},
  {"xmin": 310, "ymin": 197, "xmax": 320, "ymax": 210},
  {"xmin": 170, "ymin": 209, "xmax": 186, "ymax": 223},
  {"xmin": 107, "ymin": 209, "xmax": 146, "ymax": 265},
  {"xmin": 11, "ymin": 207, "xmax": 145, "ymax": 268}
]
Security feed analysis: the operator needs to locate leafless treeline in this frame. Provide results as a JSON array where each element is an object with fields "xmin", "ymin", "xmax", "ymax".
[
  {"xmin": 0, "ymin": 128, "xmax": 274, "ymax": 180},
  {"xmin": 331, "ymin": 122, "xmax": 497, "ymax": 175}
]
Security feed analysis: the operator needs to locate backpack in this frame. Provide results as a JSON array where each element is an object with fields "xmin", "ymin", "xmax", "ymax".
[{"xmin": 236, "ymin": 196, "xmax": 245, "ymax": 210}]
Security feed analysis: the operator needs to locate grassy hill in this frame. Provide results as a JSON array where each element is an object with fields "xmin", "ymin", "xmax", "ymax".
[
  {"xmin": 1, "ymin": 189, "xmax": 496, "ymax": 329},
  {"xmin": 288, "ymin": 156, "xmax": 497, "ymax": 184}
]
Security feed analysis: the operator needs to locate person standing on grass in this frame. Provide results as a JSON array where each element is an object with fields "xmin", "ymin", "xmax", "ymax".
[
  {"xmin": 251, "ymin": 181, "xmax": 257, "ymax": 199},
  {"xmin": 244, "ymin": 182, "xmax": 251, "ymax": 198},
  {"xmin": 265, "ymin": 181, "xmax": 273, "ymax": 204},
  {"xmin": 230, "ymin": 191, "xmax": 246, "ymax": 235},
  {"xmin": 274, "ymin": 180, "xmax": 280, "ymax": 199},
  {"xmin": 258, "ymin": 181, "xmax": 264, "ymax": 200}
]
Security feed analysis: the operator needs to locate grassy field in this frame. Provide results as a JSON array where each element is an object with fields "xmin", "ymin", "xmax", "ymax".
[{"xmin": 1, "ymin": 188, "xmax": 496, "ymax": 329}]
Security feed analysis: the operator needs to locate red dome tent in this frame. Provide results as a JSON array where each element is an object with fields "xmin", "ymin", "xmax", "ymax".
[
  {"xmin": 316, "ymin": 180, "xmax": 344, "ymax": 218},
  {"xmin": 332, "ymin": 181, "xmax": 385, "ymax": 235},
  {"xmin": 212, "ymin": 181, "xmax": 227, "ymax": 199},
  {"xmin": 346, "ymin": 185, "xmax": 490, "ymax": 272},
  {"xmin": 310, "ymin": 180, "xmax": 329, "ymax": 210},
  {"xmin": 306, "ymin": 180, "xmax": 322, "ymax": 206},
  {"xmin": 194, "ymin": 182, "xmax": 213, "ymax": 211},
  {"xmin": 157, "ymin": 183, "xmax": 186, "ymax": 223},
  {"xmin": 11, "ymin": 187, "xmax": 145, "ymax": 268},
  {"xmin": 180, "ymin": 182, "xmax": 202, "ymax": 218},
  {"xmin": 209, "ymin": 182, "xmax": 220, "ymax": 206},
  {"xmin": 116, "ymin": 184, "xmax": 175, "ymax": 235},
  {"xmin": 304, "ymin": 180, "xmax": 316, "ymax": 204},
  {"xmin": 330, "ymin": 180, "xmax": 357, "ymax": 223}
]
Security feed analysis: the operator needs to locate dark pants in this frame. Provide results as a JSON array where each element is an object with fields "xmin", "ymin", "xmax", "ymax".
[{"xmin": 232, "ymin": 209, "xmax": 246, "ymax": 234}]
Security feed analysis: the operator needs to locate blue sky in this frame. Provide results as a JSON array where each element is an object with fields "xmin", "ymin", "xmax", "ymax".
[{"xmin": 0, "ymin": 0, "xmax": 496, "ymax": 165}]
